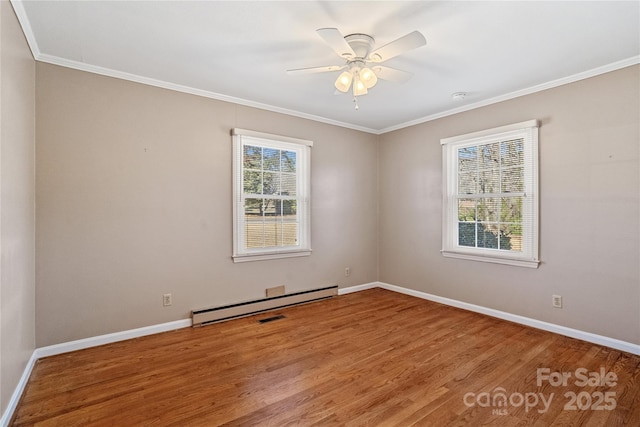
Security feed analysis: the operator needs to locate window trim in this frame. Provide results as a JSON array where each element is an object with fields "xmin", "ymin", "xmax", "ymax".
[
  {"xmin": 231, "ymin": 128, "xmax": 312, "ymax": 263},
  {"xmin": 440, "ymin": 120, "xmax": 540, "ymax": 268}
]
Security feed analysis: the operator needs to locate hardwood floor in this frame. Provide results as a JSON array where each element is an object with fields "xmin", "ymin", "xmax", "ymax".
[{"xmin": 11, "ymin": 288, "xmax": 640, "ymax": 426}]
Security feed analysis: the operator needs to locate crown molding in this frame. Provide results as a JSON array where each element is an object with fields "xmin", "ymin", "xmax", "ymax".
[
  {"xmin": 10, "ymin": 0, "xmax": 639, "ymax": 136},
  {"xmin": 380, "ymin": 55, "xmax": 640, "ymax": 134},
  {"xmin": 37, "ymin": 53, "xmax": 380, "ymax": 134}
]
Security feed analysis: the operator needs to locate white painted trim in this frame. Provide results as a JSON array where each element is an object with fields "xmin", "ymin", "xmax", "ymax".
[
  {"xmin": 8, "ymin": 0, "xmax": 39, "ymax": 60},
  {"xmin": 3, "ymin": 283, "xmax": 638, "ymax": 424},
  {"xmin": 379, "ymin": 56, "xmax": 640, "ymax": 134},
  {"xmin": 35, "ymin": 319, "xmax": 192, "ymax": 359},
  {"xmin": 0, "ymin": 352, "xmax": 38, "ymax": 427},
  {"xmin": 36, "ymin": 53, "xmax": 635, "ymax": 137},
  {"xmin": 440, "ymin": 121, "xmax": 539, "ymax": 267},
  {"xmin": 338, "ymin": 282, "xmax": 379, "ymax": 295},
  {"xmin": 231, "ymin": 128, "xmax": 313, "ymax": 147},
  {"xmin": 10, "ymin": 0, "xmax": 638, "ymax": 136},
  {"xmin": 1, "ymin": 319, "xmax": 191, "ymax": 425},
  {"xmin": 440, "ymin": 120, "xmax": 539, "ymax": 145},
  {"xmin": 36, "ymin": 54, "xmax": 380, "ymax": 135},
  {"xmin": 324, "ymin": 282, "xmax": 640, "ymax": 355},
  {"xmin": 374, "ymin": 282, "xmax": 640, "ymax": 356},
  {"xmin": 232, "ymin": 250, "xmax": 312, "ymax": 263},
  {"xmin": 441, "ymin": 251, "xmax": 540, "ymax": 269},
  {"xmin": 232, "ymin": 133, "xmax": 312, "ymax": 261}
]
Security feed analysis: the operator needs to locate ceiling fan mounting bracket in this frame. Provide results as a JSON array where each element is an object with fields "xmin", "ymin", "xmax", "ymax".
[{"xmin": 344, "ymin": 33, "xmax": 375, "ymax": 59}]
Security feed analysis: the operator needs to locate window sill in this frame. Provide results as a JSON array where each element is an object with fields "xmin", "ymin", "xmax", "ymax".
[
  {"xmin": 441, "ymin": 250, "xmax": 540, "ymax": 269},
  {"xmin": 232, "ymin": 249, "xmax": 312, "ymax": 263}
]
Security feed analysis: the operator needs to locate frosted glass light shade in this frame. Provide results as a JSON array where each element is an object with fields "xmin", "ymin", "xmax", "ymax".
[
  {"xmin": 353, "ymin": 76, "xmax": 368, "ymax": 96},
  {"xmin": 334, "ymin": 71, "xmax": 353, "ymax": 93},
  {"xmin": 360, "ymin": 67, "xmax": 378, "ymax": 89}
]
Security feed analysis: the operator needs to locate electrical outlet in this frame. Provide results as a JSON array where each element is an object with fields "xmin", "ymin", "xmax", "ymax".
[
  {"xmin": 552, "ymin": 294, "xmax": 562, "ymax": 308},
  {"xmin": 163, "ymin": 293, "xmax": 172, "ymax": 307},
  {"xmin": 345, "ymin": 267, "xmax": 351, "ymax": 277}
]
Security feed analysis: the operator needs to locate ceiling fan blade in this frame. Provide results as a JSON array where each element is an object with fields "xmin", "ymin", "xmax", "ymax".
[
  {"xmin": 287, "ymin": 65, "xmax": 345, "ymax": 75},
  {"xmin": 368, "ymin": 31, "xmax": 426, "ymax": 63},
  {"xmin": 372, "ymin": 66, "xmax": 413, "ymax": 83},
  {"xmin": 316, "ymin": 28, "xmax": 356, "ymax": 59}
]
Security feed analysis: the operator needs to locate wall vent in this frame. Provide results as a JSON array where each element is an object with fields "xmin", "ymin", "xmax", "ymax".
[{"xmin": 191, "ymin": 285, "xmax": 337, "ymax": 327}]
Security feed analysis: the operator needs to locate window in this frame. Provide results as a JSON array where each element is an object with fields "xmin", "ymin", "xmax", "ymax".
[
  {"xmin": 441, "ymin": 120, "xmax": 539, "ymax": 268},
  {"xmin": 232, "ymin": 128, "xmax": 312, "ymax": 262}
]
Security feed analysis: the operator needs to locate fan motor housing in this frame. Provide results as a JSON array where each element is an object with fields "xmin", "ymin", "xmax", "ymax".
[{"xmin": 344, "ymin": 33, "xmax": 375, "ymax": 59}]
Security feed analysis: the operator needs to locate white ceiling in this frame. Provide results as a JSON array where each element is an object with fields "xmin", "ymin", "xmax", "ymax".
[{"xmin": 12, "ymin": 1, "xmax": 640, "ymax": 134}]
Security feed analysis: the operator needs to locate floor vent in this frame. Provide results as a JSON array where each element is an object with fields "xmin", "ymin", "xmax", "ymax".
[
  {"xmin": 192, "ymin": 285, "xmax": 338, "ymax": 327},
  {"xmin": 259, "ymin": 315, "xmax": 286, "ymax": 324}
]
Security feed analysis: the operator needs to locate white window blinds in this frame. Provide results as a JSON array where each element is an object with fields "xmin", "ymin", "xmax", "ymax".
[
  {"xmin": 441, "ymin": 120, "xmax": 539, "ymax": 268},
  {"xmin": 232, "ymin": 129, "xmax": 312, "ymax": 262}
]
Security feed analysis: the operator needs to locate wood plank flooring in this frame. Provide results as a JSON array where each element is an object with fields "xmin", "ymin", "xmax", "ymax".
[{"xmin": 11, "ymin": 288, "xmax": 640, "ymax": 426}]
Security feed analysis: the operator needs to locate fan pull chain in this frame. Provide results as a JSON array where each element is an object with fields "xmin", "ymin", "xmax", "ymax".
[{"xmin": 353, "ymin": 96, "xmax": 359, "ymax": 110}]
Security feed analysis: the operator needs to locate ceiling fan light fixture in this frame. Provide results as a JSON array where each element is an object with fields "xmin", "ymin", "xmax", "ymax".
[
  {"xmin": 353, "ymin": 76, "xmax": 368, "ymax": 96},
  {"xmin": 289, "ymin": 28, "xmax": 426, "ymax": 108},
  {"xmin": 334, "ymin": 71, "xmax": 353, "ymax": 93},
  {"xmin": 360, "ymin": 67, "xmax": 378, "ymax": 89}
]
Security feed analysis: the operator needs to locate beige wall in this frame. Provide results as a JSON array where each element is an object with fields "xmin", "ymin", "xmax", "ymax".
[
  {"xmin": 33, "ymin": 54, "xmax": 639, "ymax": 348},
  {"xmin": 379, "ymin": 65, "xmax": 640, "ymax": 344},
  {"xmin": 0, "ymin": 0, "xmax": 35, "ymax": 414},
  {"xmin": 35, "ymin": 63, "xmax": 379, "ymax": 346}
]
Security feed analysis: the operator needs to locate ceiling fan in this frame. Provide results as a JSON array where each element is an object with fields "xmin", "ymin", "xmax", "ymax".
[{"xmin": 287, "ymin": 28, "xmax": 426, "ymax": 108}]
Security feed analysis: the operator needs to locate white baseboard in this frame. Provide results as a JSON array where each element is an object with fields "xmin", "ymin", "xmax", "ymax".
[
  {"xmin": 0, "ymin": 352, "xmax": 38, "ymax": 427},
  {"xmin": 36, "ymin": 318, "xmax": 192, "ymax": 359},
  {"xmin": 1, "ymin": 318, "xmax": 191, "ymax": 427},
  {"xmin": 338, "ymin": 282, "xmax": 378, "ymax": 295},
  {"xmin": 4, "ymin": 283, "xmax": 639, "ymax": 425},
  {"xmin": 340, "ymin": 281, "xmax": 640, "ymax": 356}
]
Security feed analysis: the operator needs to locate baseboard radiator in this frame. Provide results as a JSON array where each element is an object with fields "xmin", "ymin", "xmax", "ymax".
[{"xmin": 191, "ymin": 285, "xmax": 338, "ymax": 327}]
